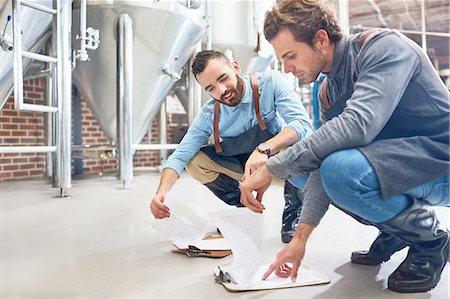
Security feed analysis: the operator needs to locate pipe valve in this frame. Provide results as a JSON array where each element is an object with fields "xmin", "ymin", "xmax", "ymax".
[
  {"xmin": 0, "ymin": 33, "xmax": 13, "ymax": 51},
  {"xmin": 162, "ymin": 64, "xmax": 181, "ymax": 82}
]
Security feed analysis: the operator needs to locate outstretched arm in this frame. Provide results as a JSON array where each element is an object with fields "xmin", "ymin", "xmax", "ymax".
[
  {"xmin": 262, "ymin": 223, "xmax": 315, "ymax": 282},
  {"xmin": 150, "ymin": 168, "xmax": 179, "ymax": 219}
]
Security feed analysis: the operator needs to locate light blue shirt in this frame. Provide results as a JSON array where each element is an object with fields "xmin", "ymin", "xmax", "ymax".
[{"xmin": 164, "ymin": 70, "xmax": 313, "ymax": 176}]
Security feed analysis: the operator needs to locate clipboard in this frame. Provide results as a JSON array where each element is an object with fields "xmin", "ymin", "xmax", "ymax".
[
  {"xmin": 214, "ymin": 262, "xmax": 330, "ymax": 292},
  {"xmin": 172, "ymin": 233, "xmax": 232, "ymax": 258}
]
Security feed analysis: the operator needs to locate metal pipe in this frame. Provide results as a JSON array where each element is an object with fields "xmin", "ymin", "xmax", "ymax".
[
  {"xmin": 132, "ymin": 144, "xmax": 179, "ymax": 150},
  {"xmin": 22, "ymin": 51, "xmax": 57, "ymax": 63},
  {"xmin": 45, "ymin": 42, "xmax": 54, "ymax": 177},
  {"xmin": 21, "ymin": 0, "xmax": 57, "ymax": 15},
  {"xmin": 420, "ymin": 0, "xmax": 426, "ymax": 51},
  {"xmin": 12, "ymin": 0, "xmax": 24, "ymax": 111},
  {"xmin": 348, "ymin": 26, "xmax": 450, "ymax": 38},
  {"xmin": 51, "ymin": 0, "xmax": 58, "ymax": 188},
  {"xmin": 55, "ymin": 0, "xmax": 72, "ymax": 194},
  {"xmin": 159, "ymin": 100, "xmax": 168, "ymax": 162},
  {"xmin": 117, "ymin": 13, "xmax": 134, "ymax": 189},
  {"xmin": 338, "ymin": 0, "xmax": 349, "ymax": 35},
  {"xmin": 80, "ymin": 0, "xmax": 86, "ymax": 54},
  {"xmin": 193, "ymin": 42, "xmax": 202, "ymax": 117},
  {"xmin": 188, "ymin": 42, "xmax": 202, "ymax": 125},
  {"xmin": 0, "ymin": 146, "xmax": 57, "ymax": 153},
  {"xmin": 204, "ymin": 0, "xmax": 212, "ymax": 50}
]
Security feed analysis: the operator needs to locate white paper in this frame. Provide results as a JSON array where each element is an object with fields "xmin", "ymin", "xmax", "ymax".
[
  {"xmin": 210, "ymin": 208, "xmax": 263, "ymax": 287},
  {"xmin": 152, "ymin": 198, "xmax": 208, "ymax": 248}
]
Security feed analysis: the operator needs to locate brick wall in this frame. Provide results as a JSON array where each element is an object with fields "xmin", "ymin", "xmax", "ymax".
[
  {"xmin": 0, "ymin": 78, "xmax": 46, "ymax": 181},
  {"xmin": 77, "ymin": 98, "xmax": 161, "ymax": 175},
  {"xmin": 0, "ymin": 78, "xmax": 183, "ymax": 181}
]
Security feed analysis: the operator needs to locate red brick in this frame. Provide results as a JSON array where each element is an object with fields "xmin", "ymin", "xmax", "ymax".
[
  {"xmin": 11, "ymin": 131, "xmax": 27, "ymax": 137},
  {"xmin": 29, "ymin": 156, "xmax": 43, "ymax": 162},
  {"xmin": 20, "ymin": 164, "xmax": 35, "ymax": 170},
  {"xmin": 12, "ymin": 170, "xmax": 28, "ymax": 177},
  {"xmin": 2, "ymin": 124, "xmax": 18, "ymax": 130},
  {"xmin": 19, "ymin": 124, "xmax": 34, "ymax": 130},
  {"xmin": 20, "ymin": 137, "xmax": 36, "ymax": 145},
  {"xmin": 4, "ymin": 165, "xmax": 19, "ymax": 171},
  {"xmin": 1, "ymin": 110, "xmax": 18, "ymax": 116},
  {"xmin": 3, "ymin": 138, "xmax": 19, "ymax": 143},
  {"xmin": 13, "ymin": 158, "xmax": 28, "ymax": 163},
  {"xmin": 0, "ymin": 131, "xmax": 10, "ymax": 136},
  {"xmin": 30, "ymin": 170, "xmax": 44, "ymax": 175},
  {"xmin": 0, "ymin": 158, "xmax": 12, "ymax": 164},
  {"xmin": 25, "ymin": 92, "xmax": 43, "ymax": 99}
]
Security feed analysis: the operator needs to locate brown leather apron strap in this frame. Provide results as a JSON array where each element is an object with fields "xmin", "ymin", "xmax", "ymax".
[
  {"xmin": 321, "ymin": 29, "xmax": 379, "ymax": 110},
  {"xmin": 213, "ymin": 100, "xmax": 222, "ymax": 153},
  {"xmin": 250, "ymin": 73, "xmax": 267, "ymax": 131},
  {"xmin": 321, "ymin": 78, "xmax": 331, "ymax": 109}
]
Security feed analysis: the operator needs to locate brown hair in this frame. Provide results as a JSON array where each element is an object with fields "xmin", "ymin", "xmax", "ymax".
[
  {"xmin": 264, "ymin": 0, "xmax": 342, "ymax": 46},
  {"xmin": 192, "ymin": 50, "xmax": 231, "ymax": 77}
]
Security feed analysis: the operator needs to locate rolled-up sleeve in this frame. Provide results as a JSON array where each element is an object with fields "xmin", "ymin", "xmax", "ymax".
[{"xmin": 163, "ymin": 112, "xmax": 211, "ymax": 177}]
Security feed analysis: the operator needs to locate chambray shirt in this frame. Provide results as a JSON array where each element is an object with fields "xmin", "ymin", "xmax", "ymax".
[{"xmin": 164, "ymin": 70, "xmax": 313, "ymax": 176}]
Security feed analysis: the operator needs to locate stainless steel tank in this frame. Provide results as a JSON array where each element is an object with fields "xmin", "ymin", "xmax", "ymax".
[
  {"xmin": 208, "ymin": 0, "xmax": 275, "ymax": 74},
  {"xmin": 72, "ymin": 0, "xmax": 204, "ymax": 145}
]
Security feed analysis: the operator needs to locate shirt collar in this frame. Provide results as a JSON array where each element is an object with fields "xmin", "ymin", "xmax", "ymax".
[{"xmin": 323, "ymin": 35, "xmax": 349, "ymax": 79}]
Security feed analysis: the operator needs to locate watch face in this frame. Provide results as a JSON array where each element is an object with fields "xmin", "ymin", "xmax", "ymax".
[{"xmin": 258, "ymin": 143, "xmax": 269, "ymax": 152}]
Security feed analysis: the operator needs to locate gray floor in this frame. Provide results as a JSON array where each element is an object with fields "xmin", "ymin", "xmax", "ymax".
[{"xmin": 1, "ymin": 172, "xmax": 449, "ymax": 299}]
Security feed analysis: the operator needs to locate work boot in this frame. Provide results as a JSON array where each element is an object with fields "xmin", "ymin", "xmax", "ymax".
[
  {"xmin": 351, "ymin": 231, "xmax": 408, "ymax": 265},
  {"xmin": 331, "ymin": 206, "xmax": 408, "ymax": 265},
  {"xmin": 204, "ymin": 173, "xmax": 243, "ymax": 207},
  {"xmin": 377, "ymin": 200, "xmax": 450, "ymax": 293},
  {"xmin": 281, "ymin": 181, "xmax": 304, "ymax": 243}
]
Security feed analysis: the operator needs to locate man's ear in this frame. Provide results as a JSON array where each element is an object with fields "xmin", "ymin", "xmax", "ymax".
[
  {"xmin": 231, "ymin": 60, "xmax": 241, "ymax": 75},
  {"xmin": 314, "ymin": 29, "xmax": 330, "ymax": 52}
]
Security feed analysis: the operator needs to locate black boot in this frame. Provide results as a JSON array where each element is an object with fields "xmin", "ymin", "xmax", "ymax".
[
  {"xmin": 281, "ymin": 181, "xmax": 304, "ymax": 243},
  {"xmin": 332, "ymin": 205, "xmax": 408, "ymax": 266},
  {"xmin": 351, "ymin": 231, "xmax": 408, "ymax": 265},
  {"xmin": 204, "ymin": 173, "xmax": 243, "ymax": 207},
  {"xmin": 376, "ymin": 201, "xmax": 450, "ymax": 293}
]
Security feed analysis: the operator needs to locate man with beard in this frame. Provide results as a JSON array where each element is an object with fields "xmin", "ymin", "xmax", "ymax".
[
  {"xmin": 150, "ymin": 50, "xmax": 313, "ymax": 243},
  {"xmin": 239, "ymin": 0, "xmax": 449, "ymax": 293}
]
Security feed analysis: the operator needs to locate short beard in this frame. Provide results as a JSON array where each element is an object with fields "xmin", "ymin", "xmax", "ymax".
[{"xmin": 219, "ymin": 76, "xmax": 244, "ymax": 106}]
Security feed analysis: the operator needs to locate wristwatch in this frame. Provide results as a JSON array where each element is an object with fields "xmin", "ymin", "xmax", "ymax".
[{"xmin": 257, "ymin": 142, "xmax": 271, "ymax": 156}]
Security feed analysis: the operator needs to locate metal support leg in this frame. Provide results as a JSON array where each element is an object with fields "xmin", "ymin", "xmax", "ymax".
[
  {"xmin": 55, "ymin": 0, "xmax": 72, "ymax": 197},
  {"xmin": 117, "ymin": 14, "xmax": 133, "ymax": 189}
]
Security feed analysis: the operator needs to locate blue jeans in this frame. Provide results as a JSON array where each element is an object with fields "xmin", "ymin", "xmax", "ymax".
[
  {"xmin": 318, "ymin": 149, "xmax": 449, "ymax": 223},
  {"xmin": 288, "ymin": 175, "xmax": 308, "ymax": 189}
]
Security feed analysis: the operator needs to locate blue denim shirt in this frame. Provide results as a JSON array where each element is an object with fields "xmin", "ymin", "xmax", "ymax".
[
  {"xmin": 268, "ymin": 29, "xmax": 449, "ymax": 226},
  {"xmin": 164, "ymin": 70, "xmax": 313, "ymax": 176}
]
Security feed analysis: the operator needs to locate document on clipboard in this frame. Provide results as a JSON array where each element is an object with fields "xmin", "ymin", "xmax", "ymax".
[{"xmin": 210, "ymin": 208, "xmax": 330, "ymax": 292}]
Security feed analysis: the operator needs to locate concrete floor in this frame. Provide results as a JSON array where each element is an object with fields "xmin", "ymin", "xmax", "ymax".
[{"xmin": 1, "ymin": 172, "xmax": 449, "ymax": 299}]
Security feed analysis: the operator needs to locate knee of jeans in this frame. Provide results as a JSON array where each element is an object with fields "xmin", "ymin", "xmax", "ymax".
[{"xmin": 320, "ymin": 151, "xmax": 363, "ymax": 203}]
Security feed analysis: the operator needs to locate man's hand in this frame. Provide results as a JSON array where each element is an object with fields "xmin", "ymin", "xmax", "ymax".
[
  {"xmin": 239, "ymin": 164, "xmax": 273, "ymax": 213},
  {"xmin": 242, "ymin": 150, "xmax": 268, "ymax": 181},
  {"xmin": 262, "ymin": 223, "xmax": 314, "ymax": 282},
  {"xmin": 150, "ymin": 193, "xmax": 170, "ymax": 219}
]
